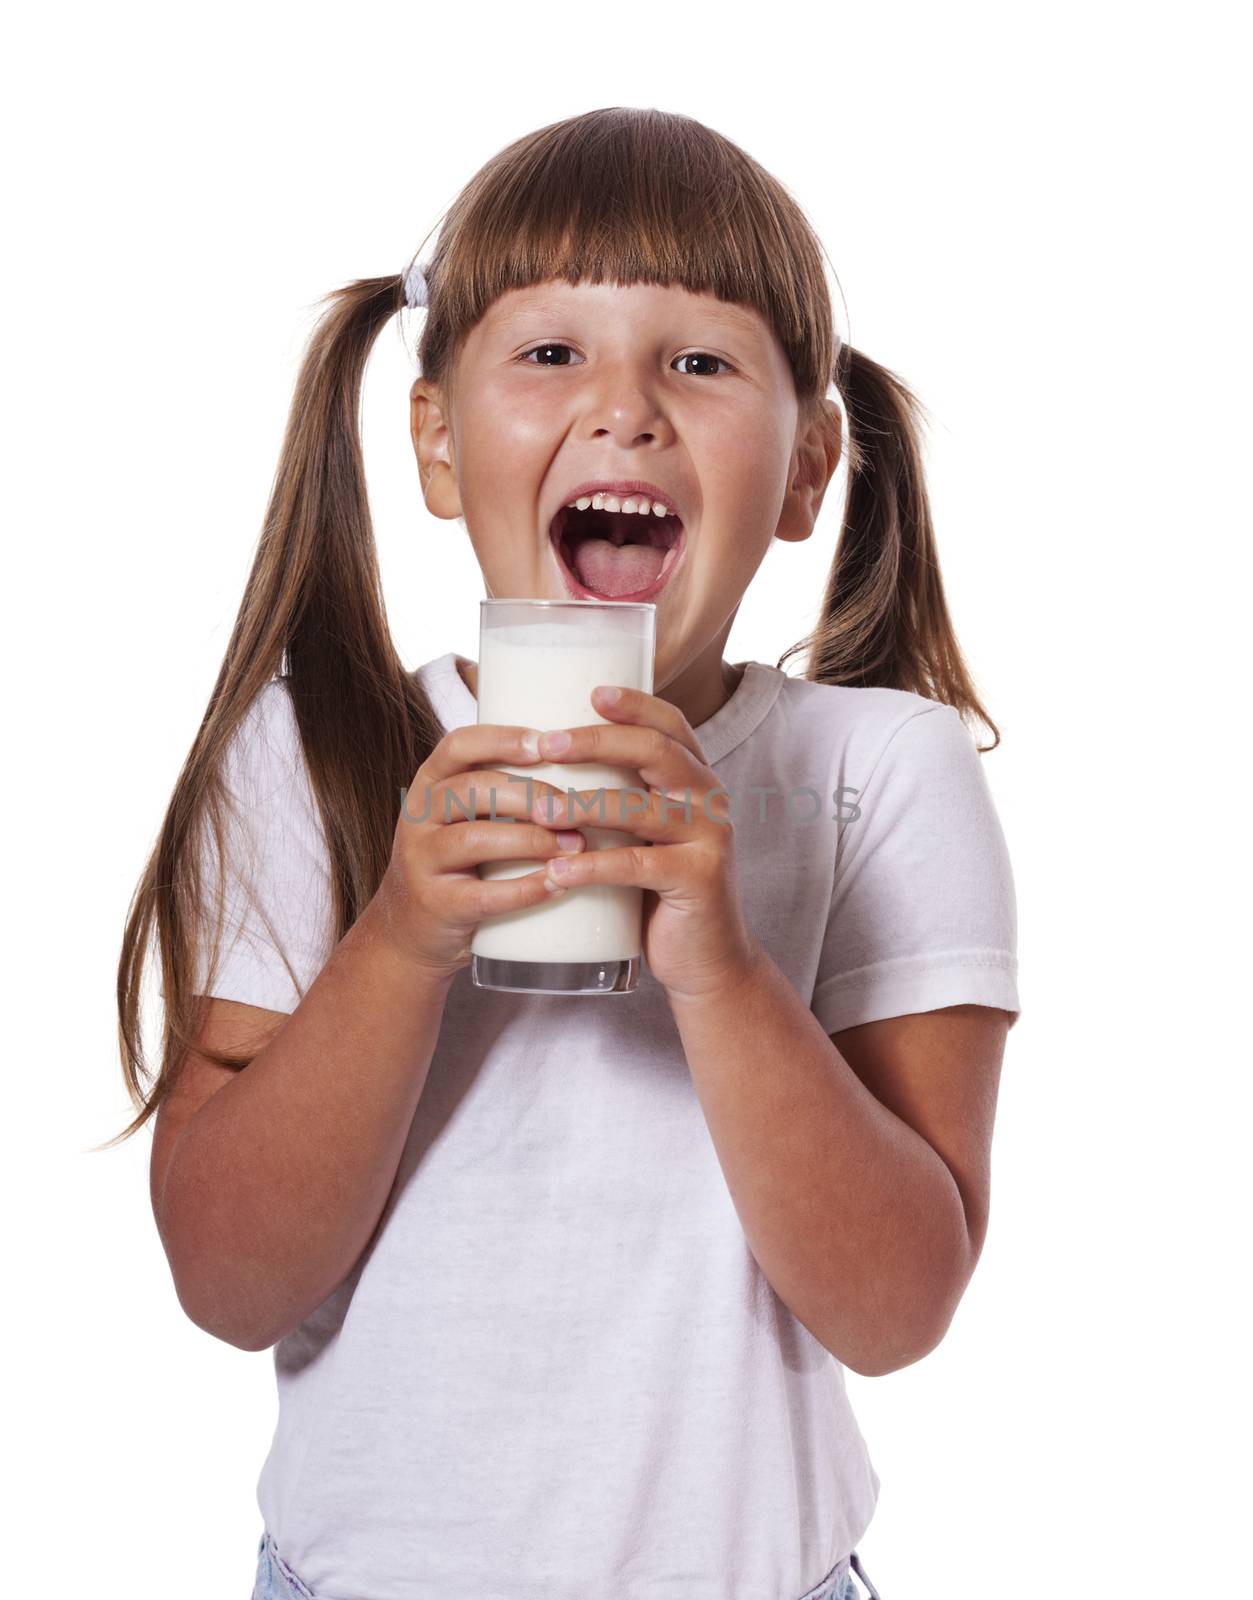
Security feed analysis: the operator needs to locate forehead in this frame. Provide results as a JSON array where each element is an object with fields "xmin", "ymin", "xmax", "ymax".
[{"xmin": 481, "ymin": 279, "xmax": 768, "ymax": 336}]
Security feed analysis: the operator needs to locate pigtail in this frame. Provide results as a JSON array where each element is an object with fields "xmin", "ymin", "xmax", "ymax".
[
  {"xmin": 240, "ymin": 274, "xmax": 443, "ymax": 916},
  {"xmin": 113, "ymin": 274, "xmax": 443, "ymax": 1141},
  {"xmin": 780, "ymin": 344, "xmax": 1001, "ymax": 753}
]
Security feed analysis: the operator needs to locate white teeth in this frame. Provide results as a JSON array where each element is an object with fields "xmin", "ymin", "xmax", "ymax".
[{"xmin": 565, "ymin": 491, "xmax": 679, "ymax": 517}]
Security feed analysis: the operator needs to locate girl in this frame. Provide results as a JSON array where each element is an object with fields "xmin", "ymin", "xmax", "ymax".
[{"xmin": 117, "ymin": 107, "xmax": 1019, "ymax": 1600}]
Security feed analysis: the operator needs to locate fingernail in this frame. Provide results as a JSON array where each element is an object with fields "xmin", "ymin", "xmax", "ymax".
[
  {"xmin": 596, "ymin": 686, "xmax": 621, "ymax": 705},
  {"xmin": 520, "ymin": 730, "xmax": 542, "ymax": 758},
  {"xmin": 555, "ymin": 830, "xmax": 583, "ymax": 851},
  {"xmin": 540, "ymin": 729, "xmax": 571, "ymax": 756},
  {"xmin": 548, "ymin": 855, "xmax": 573, "ymax": 878}
]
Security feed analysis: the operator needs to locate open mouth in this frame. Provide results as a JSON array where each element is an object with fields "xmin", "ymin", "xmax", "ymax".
[{"xmin": 549, "ymin": 504, "xmax": 685, "ymax": 602}]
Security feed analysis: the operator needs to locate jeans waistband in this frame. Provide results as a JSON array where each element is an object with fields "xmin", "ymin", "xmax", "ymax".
[{"xmin": 252, "ymin": 1528, "xmax": 880, "ymax": 1600}]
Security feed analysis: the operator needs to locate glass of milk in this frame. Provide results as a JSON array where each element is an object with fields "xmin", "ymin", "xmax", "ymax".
[{"xmin": 470, "ymin": 598, "xmax": 657, "ymax": 995}]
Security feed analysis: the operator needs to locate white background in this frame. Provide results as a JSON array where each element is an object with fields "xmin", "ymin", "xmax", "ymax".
[{"xmin": 6, "ymin": 3, "xmax": 1248, "ymax": 1596}]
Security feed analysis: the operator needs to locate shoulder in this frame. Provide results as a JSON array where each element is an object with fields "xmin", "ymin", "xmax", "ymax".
[
  {"xmin": 213, "ymin": 679, "xmax": 324, "ymax": 855},
  {"xmin": 763, "ymin": 676, "xmax": 998, "ymax": 849},
  {"xmin": 232, "ymin": 675, "xmax": 302, "ymax": 754},
  {"xmin": 218, "ymin": 678, "xmax": 306, "ymax": 792},
  {"xmin": 774, "ymin": 671, "xmax": 944, "ymax": 726},
  {"xmin": 770, "ymin": 671, "xmax": 968, "ymax": 773}
]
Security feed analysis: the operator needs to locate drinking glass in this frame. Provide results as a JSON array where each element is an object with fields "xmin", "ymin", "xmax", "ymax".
[{"xmin": 470, "ymin": 598, "xmax": 657, "ymax": 995}]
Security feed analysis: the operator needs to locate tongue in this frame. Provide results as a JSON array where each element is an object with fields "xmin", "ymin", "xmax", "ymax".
[{"xmin": 570, "ymin": 534, "xmax": 665, "ymax": 597}]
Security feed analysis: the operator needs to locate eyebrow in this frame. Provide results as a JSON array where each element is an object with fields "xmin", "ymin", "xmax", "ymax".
[
  {"xmin": 489, "ymin": 300, "xmax": 573, "ymax": 327},
  {"xmin": 701, "ymin": 302, "xmax": 763, "ymax": 334}
]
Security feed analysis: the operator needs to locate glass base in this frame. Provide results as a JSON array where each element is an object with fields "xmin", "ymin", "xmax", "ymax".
[{"xmin": 470, "ymin": 953, "xmax": 641, "ymax": 995}]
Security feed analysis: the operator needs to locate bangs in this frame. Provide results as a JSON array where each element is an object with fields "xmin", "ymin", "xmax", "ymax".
[{"xmin": 415, "ymin": 108, "xmax": 837, "ymax": 403}]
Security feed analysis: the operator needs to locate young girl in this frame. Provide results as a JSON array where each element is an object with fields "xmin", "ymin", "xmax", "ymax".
[{"xmin": 118, "ymin": 107, "xmax": 1019, "ymax": 1600}]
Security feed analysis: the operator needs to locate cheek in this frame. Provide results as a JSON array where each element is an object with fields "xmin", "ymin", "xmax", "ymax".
[
  {"xmin": 454, "ymin": 390, "xmax": 557, "ymax": 564},
  {"xmin": 695, "ymin": 420, "xmax": 786, "ymax": 521},
  {"xmin": 457, "ymin": 391, "xmax": 563, "ymax": 523},
  {"xmin": 465, "ymin": 377, "xmax": 562, "ymax": 454}
]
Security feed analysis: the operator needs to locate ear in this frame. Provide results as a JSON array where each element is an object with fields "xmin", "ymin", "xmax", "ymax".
[
  {"xmin": 775, "ymin": 397, "xmax": 842, "ymax": 545},
  {"xmin": 410, "ymin": 379, "xmax": 463, "ymax": 522}
]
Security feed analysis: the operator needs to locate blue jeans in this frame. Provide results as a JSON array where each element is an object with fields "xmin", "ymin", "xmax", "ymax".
[{"xmin": 251, "ymin": 1528, "xmax": 883, "ymax": 1598}]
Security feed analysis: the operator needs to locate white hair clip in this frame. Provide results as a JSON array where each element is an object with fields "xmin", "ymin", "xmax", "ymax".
[{"xmin": 403, "ymin": 261, "xmax": 429, "ymax": 309}]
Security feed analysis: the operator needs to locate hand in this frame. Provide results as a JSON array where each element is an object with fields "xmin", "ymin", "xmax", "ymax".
[
  {"xmin": 529, "ymin": 683, "xmax": 762, "ymax": 1002},
  {"xmin": 373, "ymin": 723, "xmax": 587, "ymax": 983}
]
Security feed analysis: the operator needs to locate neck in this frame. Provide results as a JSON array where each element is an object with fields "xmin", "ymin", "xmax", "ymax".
[{"xmin": 454, "ymin": 634, "xmax": 744, "ymax": 731}]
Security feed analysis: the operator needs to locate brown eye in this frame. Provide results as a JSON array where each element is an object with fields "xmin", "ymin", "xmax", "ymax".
[
  {"xmin": 521, "ymin": 343, "xmax": 579, "ymax": 366},
  {"xmin": 673, "ymin": 352, "xmax": 732, "ymax": 377}
]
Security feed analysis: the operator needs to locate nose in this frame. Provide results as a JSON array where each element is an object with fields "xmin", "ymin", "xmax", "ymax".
[{"xmin": 580, "ymin": 360, "xmax": 673, "ymax": 448}]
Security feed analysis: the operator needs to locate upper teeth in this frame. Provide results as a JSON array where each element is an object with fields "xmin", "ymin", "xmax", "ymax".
[{"xmin": 566, "ymin": 492, "xmax": 677, "ymax": 517}]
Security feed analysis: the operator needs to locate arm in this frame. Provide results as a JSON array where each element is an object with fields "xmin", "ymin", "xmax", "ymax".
[
  {"xmin": 522, "ymin": 683, "xmax": 1017, "ymax": 1377},
  {"xmin": 668, "ymin": 944, "xmax": 1009, "ymax": 1377},
  {"xmin": 153, "ymin": 893, "xmax": 454, "ymax": 1353},
  {"xmin": 152, "ymin": 686, "xmax": 572, "ymax": 1354}
]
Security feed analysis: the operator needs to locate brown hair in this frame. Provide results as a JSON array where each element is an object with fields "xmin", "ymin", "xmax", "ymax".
[{"xmin": 110, "ymin": 105, "xmax": 1000, "ymax": 1147}]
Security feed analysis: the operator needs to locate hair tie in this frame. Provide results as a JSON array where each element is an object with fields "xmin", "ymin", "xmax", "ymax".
[{"xmin": 403, "ymin": 262, "xmax": 429, "ymax": 309}]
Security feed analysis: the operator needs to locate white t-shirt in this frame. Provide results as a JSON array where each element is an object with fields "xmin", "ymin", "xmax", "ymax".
[{"xmin": 186, "ymin": 651, "xmax": 1021, "ymax": 1600}]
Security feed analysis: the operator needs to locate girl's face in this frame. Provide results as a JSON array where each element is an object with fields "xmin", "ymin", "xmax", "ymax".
[{"xmin": 411, "ymin": 278, "xmax": 840, "ymax": 692}]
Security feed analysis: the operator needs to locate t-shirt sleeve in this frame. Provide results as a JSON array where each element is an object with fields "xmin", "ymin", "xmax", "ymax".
[
  {"xmin": 164, "ymin": 680, "xmax": 336, "ymax": 1014},
  {"xmin": 810, "ymin": 702, "xmax": 1021, "ymax": 1035}
]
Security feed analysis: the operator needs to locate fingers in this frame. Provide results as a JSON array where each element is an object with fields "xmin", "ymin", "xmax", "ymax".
[
  {"xmin": 469, "ymin": 866, "xmax": 572, "ymax": 917},
  {"xmin": 588, "ymin": 682, "xmax": 707, "ymax": 764},
  {"xmin": 433, "ymin": 818, "xmax": 586, "ymax": 874},
  {"xmin": 417, "ymin": 724, "xmax": 543, "ymax": 786},
  {"xmin": 400, "ymin": 766, "xmax": 571, "ymax": 830},
  {"xmin": 537, "ymin": 697, "xmax": 710, "ymax": 784},
  {"xmin": 528, "ymin": 780, "xmax": 730, "ymax": 842},
  {"xmin": 540, "ymin": 841, "xmax": 664, "ymax": 893},
  {"xmin": 384, "ymin": 732, "xmax": 587, "ymax": 975},
  {"xmin": 536, "ymin": 720, "xmax": 705, "ymax": 794}
]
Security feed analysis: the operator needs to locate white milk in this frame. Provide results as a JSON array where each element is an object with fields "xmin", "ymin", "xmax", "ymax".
[{"xmin": 471, "ymin": 618, "xmax": 655, "ymax": 964}]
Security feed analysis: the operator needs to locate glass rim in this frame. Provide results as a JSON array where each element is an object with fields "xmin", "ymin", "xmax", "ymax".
[{"xmin": 478, "ymin": 597, "xmax": 656, "ymax": 612}]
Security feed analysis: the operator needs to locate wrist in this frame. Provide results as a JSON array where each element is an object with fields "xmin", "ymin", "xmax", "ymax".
[
  {"xmin": 361, "ymin": 883, "xmax": 461, "ymax": 995},
  {"xmin": 664, "ymin": 935, "xmax": 769, "ymax": 1011}
]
